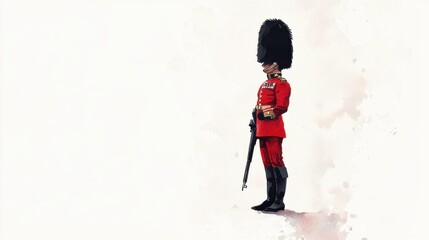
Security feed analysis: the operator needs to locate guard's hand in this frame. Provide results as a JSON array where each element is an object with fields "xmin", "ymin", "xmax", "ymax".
[{"xmin": 257, "ymin": 112, "xmax": 266, "ymax": 120}]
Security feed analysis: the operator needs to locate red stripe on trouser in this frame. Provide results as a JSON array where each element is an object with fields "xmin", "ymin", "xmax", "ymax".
[{"xmin": 259, "ymin": 137, "xmax": 285, "ymax": 167}]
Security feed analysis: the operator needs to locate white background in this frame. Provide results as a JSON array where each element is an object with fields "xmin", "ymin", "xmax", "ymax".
[{"xmin": 1, "ymin": 0, "xmax": 426, "ymax": 239}]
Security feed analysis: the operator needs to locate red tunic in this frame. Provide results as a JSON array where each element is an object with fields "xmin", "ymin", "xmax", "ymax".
[{"xmin": 255, "ymin": 77, "xmax": 291, "ymax": 138}]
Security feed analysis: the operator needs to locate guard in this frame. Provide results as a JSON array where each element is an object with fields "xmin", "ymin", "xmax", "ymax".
[{"xmin": 251, "ymin": 19, "xmax": 293, "ymax": 212}]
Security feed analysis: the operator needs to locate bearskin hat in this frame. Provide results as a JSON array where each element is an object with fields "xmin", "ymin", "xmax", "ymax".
[{"xmin": 257, "ymin": 19, "xmax": 293, "ymax": 70}]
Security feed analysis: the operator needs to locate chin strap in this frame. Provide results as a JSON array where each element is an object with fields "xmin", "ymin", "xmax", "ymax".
[{"xmin": 263, "ymin": 62, "xmax": 279, "ymax": 73}]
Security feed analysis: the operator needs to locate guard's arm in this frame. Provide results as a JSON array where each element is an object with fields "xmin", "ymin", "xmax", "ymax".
[{"xmin": 272, "ymin": 81, "xmax": 291, "ymax": 118}]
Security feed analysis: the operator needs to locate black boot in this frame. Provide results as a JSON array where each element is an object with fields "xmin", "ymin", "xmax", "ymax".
[
  {"xmin": 251, "ymin": 167, "xmax": 276, "ymax": 211},
  {"xmin": 264, "ymin": 166, "xmax": 288, "ymax": 212}
]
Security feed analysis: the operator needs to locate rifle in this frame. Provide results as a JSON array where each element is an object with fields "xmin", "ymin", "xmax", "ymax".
[{"xmin": 242, "ymin": 108, "xmax": 257, "ymax": 191}]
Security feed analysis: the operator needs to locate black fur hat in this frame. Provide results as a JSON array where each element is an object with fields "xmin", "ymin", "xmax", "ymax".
[{"xmin": 257, "ymin": 19, "xmax": 293, "ymax": 70}]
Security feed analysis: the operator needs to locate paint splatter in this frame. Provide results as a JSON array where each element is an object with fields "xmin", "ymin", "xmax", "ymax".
[{"xmin": 275, "ymin": 210, "xmax": 350, "ymax": 240}]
